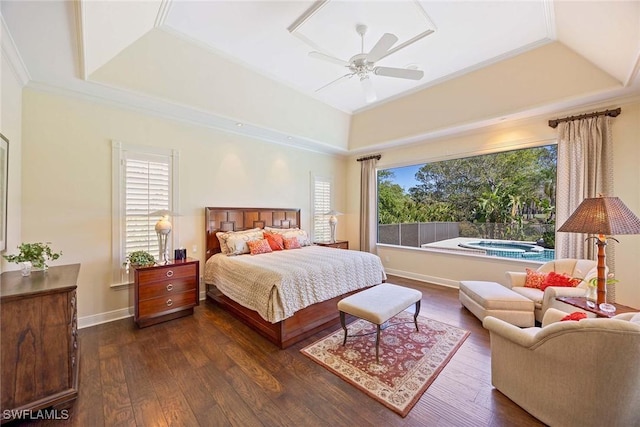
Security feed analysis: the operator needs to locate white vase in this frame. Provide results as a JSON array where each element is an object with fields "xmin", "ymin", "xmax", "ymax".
[{"xmin": 20, "ymin": 261, "xmax": 32, "ymax": 277}]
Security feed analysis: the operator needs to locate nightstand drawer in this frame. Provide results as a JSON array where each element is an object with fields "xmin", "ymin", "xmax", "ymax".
[
  {"xmin": 332, "ymin": 242, "xmax": 349, "ymax": 250},
  {"xmin": 137, "ymin": 263, "xmax": 197, "ymax": 284},
  {"xmin": 138, "ymin": 291, "xmax": 197, "ymax": 318},
  {"xmin": 138, "ymin": 277, "xmax": 197, "ymax": 301}
]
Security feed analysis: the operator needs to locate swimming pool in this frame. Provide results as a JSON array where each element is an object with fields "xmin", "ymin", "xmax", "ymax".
[{"xmin": 458, "ymin": 240, "xmax": 555, "ymax": 261}]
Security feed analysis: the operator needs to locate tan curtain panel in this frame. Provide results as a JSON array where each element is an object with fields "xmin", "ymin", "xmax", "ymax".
[
  {"xmin": 359, "ymin": 157, "xmax": 379, "ymax": 253},
  {"xmin": 555, "ymin": 116, "xmax": 615, "ymax": 298}
]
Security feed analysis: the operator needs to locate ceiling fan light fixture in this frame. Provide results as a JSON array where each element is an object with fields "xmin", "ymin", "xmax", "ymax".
[{"xmin": 360, "ymin": 76, "xmax": 377, "ymax": 103}]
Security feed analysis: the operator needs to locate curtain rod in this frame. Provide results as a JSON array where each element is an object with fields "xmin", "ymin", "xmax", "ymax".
[
  {"xmin": 356, "ymin": 154, "xmax": 381, "ymax": 162},
  {"xmin": 548, "ymin": 108, "xmax": 621, "ymax": 128}
]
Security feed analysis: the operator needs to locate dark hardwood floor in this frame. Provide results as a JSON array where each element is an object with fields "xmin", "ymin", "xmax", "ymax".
[{"xmin": 14, "ymin": 275, "xmax": 544, "ymax": 426}]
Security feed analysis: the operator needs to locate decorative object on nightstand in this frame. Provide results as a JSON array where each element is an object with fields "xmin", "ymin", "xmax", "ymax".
[
  {"xmin": 315, "ymin": 240, "xmax": 349, "ymax": 250},
  {"xmin": 324, "ymin": 209, "xmax": 343, "ymax": 243},
  {"xmin": 151, "ymin": 210, "xmax": 176, "ymax": 264},
  {"xmin": 133, "ymin": 258, "xmax": 199, "ymax": 327},
  {"xmin": 558, "ymin": 195, "xmax": 640, "ymax": 305}
]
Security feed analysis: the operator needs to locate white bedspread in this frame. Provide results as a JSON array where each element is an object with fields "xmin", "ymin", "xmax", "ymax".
[{"xmin": 204, "ymin": 245, "xmax": 386, "ymax": 323}]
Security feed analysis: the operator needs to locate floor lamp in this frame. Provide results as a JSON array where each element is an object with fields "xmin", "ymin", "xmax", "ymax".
[{"xmin": 557, "ymin": 196, "xmax": 640, "ymax": 305}]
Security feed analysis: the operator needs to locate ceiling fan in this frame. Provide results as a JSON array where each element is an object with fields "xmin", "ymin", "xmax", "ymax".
[{"xmin": 309, "ymin": 24, "xmax": 425, "ymax": 103}]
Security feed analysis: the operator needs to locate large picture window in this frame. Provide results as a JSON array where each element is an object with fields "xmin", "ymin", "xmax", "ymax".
[{"xmin": 378, "ymin": 144, "xmax": 557, "ymax": 260}]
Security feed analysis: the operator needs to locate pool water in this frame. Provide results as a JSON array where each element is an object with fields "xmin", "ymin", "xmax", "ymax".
[{"xmin": 458, "ymin": 240, "xmax": 555, "ymax": 261}]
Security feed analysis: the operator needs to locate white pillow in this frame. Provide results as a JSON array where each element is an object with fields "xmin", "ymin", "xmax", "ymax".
[
  {"xmin": 264, "ymin": 227, "xmax": 311, "ymax": 247},
  {"xmin": 216, "ymin": 228, "xmax": 261, "ymax": 255},
  {"xmin": 630, "ymin": 313, "xmax": 640, "ymax": 325}
]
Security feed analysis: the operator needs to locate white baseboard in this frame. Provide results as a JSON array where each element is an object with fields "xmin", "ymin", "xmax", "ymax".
[
  {"xmin": 78, "ymin": 307, "xmax": 132, "ymax": 329},
  {"xmin": 78, "ymin": 291, "xmax": 209, "ymax": 329},
  {"xmin": 385, "ymin": 268, "xmax": 460, "ymax": 289}
]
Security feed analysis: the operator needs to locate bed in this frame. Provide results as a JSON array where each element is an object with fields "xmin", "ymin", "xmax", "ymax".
[{"xmin": 204, "ymin": 207, "xmax": 386, "ymax": 348}]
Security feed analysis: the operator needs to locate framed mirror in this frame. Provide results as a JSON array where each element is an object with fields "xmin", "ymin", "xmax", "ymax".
[{"xmin": 0, "ymin": 133, "xmax": 7, "ymax": 252}]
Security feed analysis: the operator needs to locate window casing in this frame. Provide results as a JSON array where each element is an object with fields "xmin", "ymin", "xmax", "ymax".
[
  {"xmin": 112, "ymin": 141, "xmax": 179, "ymax": 285},
  {"xmin": 311, "ymin": 174, "xmax": 333, "ymax": 242}
]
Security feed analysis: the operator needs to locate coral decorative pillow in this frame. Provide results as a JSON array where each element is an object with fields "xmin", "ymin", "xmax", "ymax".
[
  {"xmin": 561, "ymin": 312, "xmax": 588, "ymax": 321},
  {"xmin": 524, "ymin": 268, "xmax": 547, "ymax": 289},
  {"xmin": 540, "ymin": 271, "xmax": 582, "ymax": 291},
  {"xmin": 247, "ymin": 239, "xmax": 272, "ymax": 255},
  {"xmin": 283, "ymin": 237, "xmax": 301, "ymax": 249},
  {"xmin": 263, "ymin": 232, "xmax": 284, "ymax": 251}
]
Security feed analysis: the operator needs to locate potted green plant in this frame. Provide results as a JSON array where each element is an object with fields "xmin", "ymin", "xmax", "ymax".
[
  {"xmin": 124, "ymin": 250, "xmax": 156, "ymax": 268},
  {"xmin": 3, "ymin": 242, "xmax": 62, "ymax": 276}
]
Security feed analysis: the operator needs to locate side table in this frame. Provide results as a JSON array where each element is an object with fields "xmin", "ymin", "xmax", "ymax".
[
  {"xmin": 555, "ymin": 296, "xmax": 637, "ymax": 318},
  {"xmin": 315, "ymin": 240, "xmax": 349, "ymax": 250}
]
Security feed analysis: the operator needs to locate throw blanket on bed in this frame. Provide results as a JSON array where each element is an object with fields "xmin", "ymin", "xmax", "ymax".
[{"xmin": 204, "ymin": 245, "xmax": 386, "ymax": 323}]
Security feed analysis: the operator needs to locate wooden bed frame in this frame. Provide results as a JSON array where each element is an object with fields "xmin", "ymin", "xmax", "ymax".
[{"xmin": 204, "ymin": 207, "xmax": 366, "ymax": 349}]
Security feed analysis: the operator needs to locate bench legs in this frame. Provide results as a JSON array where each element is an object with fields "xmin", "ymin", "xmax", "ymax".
[{"xmin": 340, "ymin": 300, "xmax": 422, "ymax": 363}]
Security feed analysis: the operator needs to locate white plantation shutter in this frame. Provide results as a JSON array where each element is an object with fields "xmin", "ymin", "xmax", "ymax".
[
  {"xmin": 112, "ymin": 141, "xmax": 178, "ymax": 285},
  {"xmin": 312, "ymin": 175, "xmax": 332, "ymax": 242},
  {"xmin": 124, "ymin": 157, "xmax": 170, "ymax": 256}
]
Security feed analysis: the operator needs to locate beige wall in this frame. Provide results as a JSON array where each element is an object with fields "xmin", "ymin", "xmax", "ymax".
[
  {"xmin": 0, "ymin": 52, "xmax": 23, "ymax": 273},
  {"xmin": 346, "ymin": 97, "xmax": 640, "ymax": 309},
  {"xmin": 19, "ymin": 89, "xmax": 347, "ymax": 325}
]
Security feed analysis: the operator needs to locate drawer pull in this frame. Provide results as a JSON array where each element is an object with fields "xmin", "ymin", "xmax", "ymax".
[
  {"xmin": 166, "ymin": 284, "xmax": 174, "ymax": 291},
  {"xmin": 166, "ymin": 298, "xmax": 173, "ymax": 307},
  {"xmin": 166, "ymin": 270, "xmax": 174, "ymax": 278}
]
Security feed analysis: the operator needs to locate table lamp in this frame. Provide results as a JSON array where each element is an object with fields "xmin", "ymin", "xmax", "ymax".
[
  {"xmin": 557, "ymin": 196, "xmax": 640, "ymax": 305},
  {"xmin": 324, "ymin": 210, "xmax": 343, "ymax": 243},
  {"xmin": 151, "ymin": 210, "xmax": 174, "ymax": 264}
]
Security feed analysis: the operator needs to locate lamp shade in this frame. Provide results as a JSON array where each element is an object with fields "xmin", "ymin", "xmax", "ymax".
[{"xmin": 558, "ymin": 197, "xmax": 640, "ymax": 235}]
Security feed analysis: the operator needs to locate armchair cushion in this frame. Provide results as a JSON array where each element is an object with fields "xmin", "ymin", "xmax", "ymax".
[
  {"xmin": 524, "ymin": 268, "xmax": 546, "ymax": 289},
  {"xmin": 539, "ymin": 271, "xmax": 581, "ymax": 290},
  {"xmin": 560, "ymin": 311, "xmax": 587, "ymax": 321}
]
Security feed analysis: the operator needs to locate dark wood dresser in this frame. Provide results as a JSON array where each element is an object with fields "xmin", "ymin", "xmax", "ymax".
[
  {"xmin": 133, "ymin": 258, "xmax": 199, "ymax": 327},
  {"xmin": 0, "ymin": 264, "xmax": 80, "ymax": 422}
]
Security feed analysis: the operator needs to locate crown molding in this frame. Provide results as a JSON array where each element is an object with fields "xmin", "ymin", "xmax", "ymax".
[
  {"xmin": 155, "ymin": 0, "xmax": 173, "ymax": 28},
  {"xmin": 0, "ymin": 14, "xmax": 31, "ymax": 86},
  {"xmin": 25, "ymin": 79, "xmax": 348, "ymax": 157}
]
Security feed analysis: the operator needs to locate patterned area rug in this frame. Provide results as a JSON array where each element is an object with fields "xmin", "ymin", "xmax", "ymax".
[{"xmin": 301, "ymin": 311, "xmax": 470, "ymax": 417}]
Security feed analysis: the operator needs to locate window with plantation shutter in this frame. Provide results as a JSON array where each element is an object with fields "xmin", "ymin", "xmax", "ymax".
[
  {"xmin": 312, "ymin": 174, "xmax": 332, "ymax": 242},
  {"xmin": 112, "ymin": 141, "xmax": 179, "ymax": 285}
]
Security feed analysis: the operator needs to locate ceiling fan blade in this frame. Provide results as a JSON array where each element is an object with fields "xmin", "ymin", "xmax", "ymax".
[
  {"xmin": 366, "ymin": 33, "xmax": 398, "ymax": 63},
  {"xmin": 374, "ymin": 66, "xmax": 424, "ymax": 80},
  {"xmin": 309, "ymin": 51, "xmax": 349, "ymax": 67},
  {"xmin": 360, "ymin": 76, "xmax": 377, "ymax": 103},
  {"xmin": 315, "ymin": 73, "xmax": 353, "ymax": 92}
]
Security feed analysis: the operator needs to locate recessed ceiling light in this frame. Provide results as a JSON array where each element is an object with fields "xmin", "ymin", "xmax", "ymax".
[
  {"xmin": 236, "ymin": 122, "xmax": 243, "ymax": 127},
  {"xmin": 287, "ymin": 136, "xmax": 293, "ymax": 140}
]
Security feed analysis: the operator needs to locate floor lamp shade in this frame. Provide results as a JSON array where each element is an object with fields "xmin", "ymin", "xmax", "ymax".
[{"xmin": 558, "ymin": 196, "xmax": 640, "ymax": 304}]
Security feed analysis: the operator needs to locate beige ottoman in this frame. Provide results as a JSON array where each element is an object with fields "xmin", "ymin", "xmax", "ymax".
[
  {"xmin": 338, "ymin": 283, "xmax": 422, "ymax": 362},
  {"xmin": 459, "ymin": 280, "xmax": 534, "ymax": 327}
]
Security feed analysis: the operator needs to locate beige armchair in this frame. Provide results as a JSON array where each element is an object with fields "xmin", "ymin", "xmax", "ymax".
[
  {"xmin": 484, "ymin": 308, "xmax": 640, "ymax": 427},
  {"xmin": 505, "ymin": 258, "xmax": 598, "ymax": 322}
]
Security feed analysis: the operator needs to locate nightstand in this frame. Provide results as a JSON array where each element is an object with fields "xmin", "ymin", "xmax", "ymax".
[
  {"xmin": 134, "ymin": 258, "xmax": 199, "ymax": 327},
  {"xmin": 315, "ymin": 240, "xmax": 349, "ymax": 250}
]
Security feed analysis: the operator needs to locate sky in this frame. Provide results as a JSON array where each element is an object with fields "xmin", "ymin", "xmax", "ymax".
[{"xmin": 384, "ymin": 164, "xmax": 423, "ymax": 191}]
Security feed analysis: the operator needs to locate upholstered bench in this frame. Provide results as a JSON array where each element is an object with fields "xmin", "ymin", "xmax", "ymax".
[
  {"xmin": 337, "ymin": 283, "xmax": 422, "ymax": 362},
  {"xmin": 459, "ymin": 280, "xmax": 534, "ymax": 327}
]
